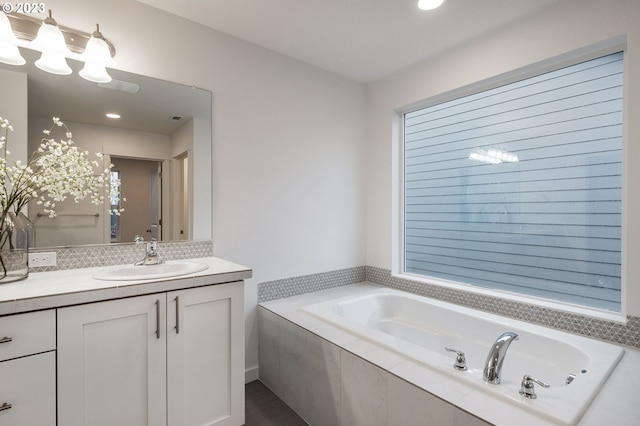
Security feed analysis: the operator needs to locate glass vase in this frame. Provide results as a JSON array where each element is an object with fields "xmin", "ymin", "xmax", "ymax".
[{"xmin": 0, "ymin": 211, "xmax": 31, "ymax": 282}]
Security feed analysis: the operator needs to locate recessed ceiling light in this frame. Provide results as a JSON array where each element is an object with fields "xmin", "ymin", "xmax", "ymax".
[
  {"xmin": 418, "ymin": 0, "xmax": 446, "ymax": 11},
  {"xmin": 106, "ymin": 113, "xmax": 121, "ymax": 119}
]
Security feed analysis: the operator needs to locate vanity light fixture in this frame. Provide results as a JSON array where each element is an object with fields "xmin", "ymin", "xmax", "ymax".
[
  {"xmin": 417, "ymin": 0, "xmax": 446, "ymax": 11},
  {"xmin": 1, "ymin": 11, "xmax": 116, "ymax": 81},
  {"xmin": 79, "ymin": 25, "xmax": 116, "ymax": 83},
  {"xmin": 105, "ymin": 113, "xmax": 121, "ymax": 119},
  {"xmin": 30, "ymin": 9, "xmax": 72, "ymax": 75},
  {"xmin": 0, "ymin": 12, "xmax": 25, "ymax": 65}
]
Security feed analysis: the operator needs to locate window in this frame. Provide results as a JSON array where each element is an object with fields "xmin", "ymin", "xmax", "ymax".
[{"xmin": 402, "ymin": 52, "xmax": 623, "ymax": 312}]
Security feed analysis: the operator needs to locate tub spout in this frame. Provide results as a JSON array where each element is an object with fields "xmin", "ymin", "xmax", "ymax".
[{"xmin": 483, "ymin": 331, "xmax": 518, "ymax": 384}]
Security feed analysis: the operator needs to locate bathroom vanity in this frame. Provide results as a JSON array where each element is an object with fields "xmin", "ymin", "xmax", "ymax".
[{"xmin": 0, "ymin": 256, "xmax": 251, "ymax": 426}]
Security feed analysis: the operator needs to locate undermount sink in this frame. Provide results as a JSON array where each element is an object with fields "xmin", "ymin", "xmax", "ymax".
[{"xmin": 93, "ymin": 261, "xmax": 209, "ymax": 281}]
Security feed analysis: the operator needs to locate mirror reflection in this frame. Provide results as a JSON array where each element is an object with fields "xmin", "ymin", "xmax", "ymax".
[{"xmin": 0, "ymin": 48, "xmax": 212, "ymax": 248}]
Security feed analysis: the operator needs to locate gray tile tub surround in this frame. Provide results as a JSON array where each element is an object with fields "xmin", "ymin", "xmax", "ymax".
[
  {"xmin": 258, "ymin": 306, "xmax": 490, "ymax": 426},
  {"xmin": 27, "ymin": 240, "xmax": 213, "ymax": 272}
]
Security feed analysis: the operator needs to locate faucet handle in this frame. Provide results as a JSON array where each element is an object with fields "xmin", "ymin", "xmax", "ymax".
[
  {"xmin": 519, "ymin": 374, "xmax": 550, "ymax": 399},
  {"xmin": 444, "ymin": 347, "xmax": 467, "ymax": 371}
]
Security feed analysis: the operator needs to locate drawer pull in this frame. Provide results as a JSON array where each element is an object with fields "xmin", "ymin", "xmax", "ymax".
[
  {"xmin": 0, "ymin": 337, "xmax": 12, "ymax": 344},
  {"xmin": 0, "ymin": 402, "xmax": 12, "ymax": 411}
]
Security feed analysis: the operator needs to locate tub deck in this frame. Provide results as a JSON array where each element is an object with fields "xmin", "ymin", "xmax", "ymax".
[
  {"xmin": 300, "ymin": 287, "xmax": 623, "ymax": 425},
  {"xmin": 259, "ymin": 283, "xmax": 640, "ymax": 426}
]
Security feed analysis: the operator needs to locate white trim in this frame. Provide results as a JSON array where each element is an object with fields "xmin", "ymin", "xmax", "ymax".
[
  {"xmin": 620, "ymin": 36, "xmax": 630, "ymax": 318},
  {"xmin": 245, "ymin": 365, "xmax": 259, "ymax": 384}
]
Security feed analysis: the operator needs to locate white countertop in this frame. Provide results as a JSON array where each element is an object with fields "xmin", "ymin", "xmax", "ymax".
[
  {"xmin": 0, "ymin": 257, "xmax": 252, "ymax": 316},
  {"xmin": 260, "ymin": 283, "xmax": 640, "ymax": 426}
]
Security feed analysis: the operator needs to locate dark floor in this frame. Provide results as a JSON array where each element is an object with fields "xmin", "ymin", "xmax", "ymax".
[{"xmin": 245, "ymin": 380, "xmax": 307, "ymax": 426}]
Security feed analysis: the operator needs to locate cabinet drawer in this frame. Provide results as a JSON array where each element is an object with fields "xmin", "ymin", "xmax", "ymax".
[
  {"xmin": 0, "ymin": 310, "xmax": 56, "ymax": 361},
  {"xmin": 0, "ymin": 351, "xmax": 56, "ymax": 426}
]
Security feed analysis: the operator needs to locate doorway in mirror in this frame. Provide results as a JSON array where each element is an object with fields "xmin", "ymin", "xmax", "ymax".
[{"xmin": 111, "ymin": 157, "xmax": 162, "ymax": 243}]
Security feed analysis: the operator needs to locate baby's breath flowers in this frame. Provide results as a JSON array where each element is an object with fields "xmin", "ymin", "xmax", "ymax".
[
  {"xmin": 0, "ymin": 116, "xmax": 124, "ymax": 222},
  {"xmin": 0, "ymin": 116, "xmax": 124, "ymax": 280}
]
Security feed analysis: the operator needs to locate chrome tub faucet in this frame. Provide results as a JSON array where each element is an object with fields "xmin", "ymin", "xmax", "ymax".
[{"xmin": 483, "ymin": 331, "xmax": 519, "ymax": 384}]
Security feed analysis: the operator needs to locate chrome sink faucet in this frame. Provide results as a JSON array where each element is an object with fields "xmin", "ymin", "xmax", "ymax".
[
  {"xmin": 483, "ymin": 331, "xmax": 519, "ymax": 384},
  {"xmin": 134, "ymin": 238, "xmax": 163, "ymax": 266}
]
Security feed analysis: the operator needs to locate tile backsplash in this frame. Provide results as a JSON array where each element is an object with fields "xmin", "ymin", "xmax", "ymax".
[
  {"xmin": 258, "ymin": 266, "xmax": 366, "ymax": 302},
  {"xmin": 28, "ymin": 240, "xmax": 213, "ymax": 272},
  {"xmin": 258, "ymin": 265, "xmax": 640, "ymax": 349}
]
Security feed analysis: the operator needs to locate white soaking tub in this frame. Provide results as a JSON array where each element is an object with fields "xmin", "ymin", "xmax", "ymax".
[{"xmin": 301, "ymin": 287, "xmax": 624, "ymax": 425}]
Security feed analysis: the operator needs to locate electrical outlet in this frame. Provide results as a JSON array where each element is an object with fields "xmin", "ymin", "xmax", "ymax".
[{"xmin": 28, "ymin": 252, "xmax": 57, "ymax": 267}]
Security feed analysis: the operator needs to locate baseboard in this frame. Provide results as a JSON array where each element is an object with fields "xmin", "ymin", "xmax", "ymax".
[{"xmin": 245, "ymin": 365, "xmax": 259, "ymax": 383}]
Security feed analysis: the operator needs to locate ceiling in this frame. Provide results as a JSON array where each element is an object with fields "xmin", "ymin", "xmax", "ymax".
[
  {"xmin": 137, "ymin": 0, "xmax": 560, "ymax": 83},
  {"xmin": 2, "ymin": 0, "xmax": 563, "ymax": 136}
]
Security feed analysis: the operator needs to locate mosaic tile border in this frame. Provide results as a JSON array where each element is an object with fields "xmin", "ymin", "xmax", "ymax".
[
  {"xmin": 257, "ymin": 264, "xmax": 640, "ymax": 348},
  {"xmin": 28, "ymin": 240, "xmax": 213, "ymax": 272},
  {"xmin": 258, "ymin": 266, "xmax": 366, "ymax": 302}
]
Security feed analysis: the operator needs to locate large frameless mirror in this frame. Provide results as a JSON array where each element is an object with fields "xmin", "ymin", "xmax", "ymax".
[{"xmin": 0, "ymin": 48, "xmax": 212, "ymax": 248}]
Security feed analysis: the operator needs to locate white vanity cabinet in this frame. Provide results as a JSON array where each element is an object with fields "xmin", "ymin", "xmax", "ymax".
[
  {"xmin": 167, "ymin": 283, "xmax": 245, "ymax": 426},
  {"xmin": 57, "ymin": 281, "xmax": 245, "ymax": 426},
  {"xmin": 0, "ymin": 310, "xmax": 57, "ymax": 426},
  {"xmin": 57, "ymin": 293, "xmax": 167, "ymax": 426}
]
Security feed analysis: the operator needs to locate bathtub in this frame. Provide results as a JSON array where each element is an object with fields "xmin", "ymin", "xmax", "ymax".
[{"xmin": 300, "ymin": 287, "xmax": 624, "ymax": 425}]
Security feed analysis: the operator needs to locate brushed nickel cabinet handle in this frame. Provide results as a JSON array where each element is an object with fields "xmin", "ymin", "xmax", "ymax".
[
  {"xmin": 0, "ymin": 402, "xmax": 12, "ymax": 411},
  {"xmin": 155, "ymin": 299, "xmax": 160, "ymax": 339},
  {"xmin": 0, "ymin": 337, "xmax": 12, "ymax": 344},
  {"xmin": 174, "ymin": 296, "xmax": 180, "ymax": 334}
]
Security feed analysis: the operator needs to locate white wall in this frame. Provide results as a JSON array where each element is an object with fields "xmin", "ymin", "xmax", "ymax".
[
  {"xmin": 365, "ymin": 0, "xmax": 640, "ymax": 316},
  {"xmin": 29, "ymin": 116, "xmax": 172, "ymax": 160},
  {"xmin": 191, "ymin": 117, "xmax": 212, "ymax": 240},
  {"xmin": 170, "ymin": 119, "xmax": 192, "ymax": 158},
  {"xmin": 41, "ymin": 0, "xmax": 366, "ymax": 377}
]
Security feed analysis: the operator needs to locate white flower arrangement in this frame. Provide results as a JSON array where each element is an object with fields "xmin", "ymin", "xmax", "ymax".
[{"xmin": 0, "ymin": 116, "xmax": 124, "ymax": 219}]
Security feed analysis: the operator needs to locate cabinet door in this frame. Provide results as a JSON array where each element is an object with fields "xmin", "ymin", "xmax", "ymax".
[
  {"xmin": 167, "ymin": 282, "xmax": 245, "ymax": 426},
  {"xmin": 0, "ymin": 352, "xmax": 56, "ymax": 426},
  {"xmin": 57, "ymin": 294, "xmax": 167, "ymax": 426}
]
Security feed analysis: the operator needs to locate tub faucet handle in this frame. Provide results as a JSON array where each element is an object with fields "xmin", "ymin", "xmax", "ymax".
[
  {"xmin": 519, "ymin": 374, "xmax": 550, "ymax": 399},
  {"xmin": 444, "ymin": 347, "xmax": 467, "ymax": 371}
]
